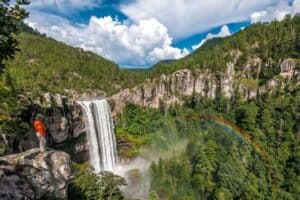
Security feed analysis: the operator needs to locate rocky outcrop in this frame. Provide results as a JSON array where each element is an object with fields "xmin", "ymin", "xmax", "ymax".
[
  {"xmin": 0, "ymin": 149, "xmax": 73, "ymax": 199},
  {"xmin": 31, "ymin": 93, "xmax": 85, "ymax": 145},
  {"xmin": 111, "ymin": 58, "xmax": 300, "ymax": 115},
  {"xmin": 12, "ymin": 93, "xmax": 90, "ymax": 163},
  {"xmin": 1, "ymin": 90, "xmax": 98, "ymax": 164}
]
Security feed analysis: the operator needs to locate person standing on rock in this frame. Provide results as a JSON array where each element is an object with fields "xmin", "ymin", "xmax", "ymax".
[{"xmin": 33, "ymin": 114, "xmax": 47, "ymax": 152}]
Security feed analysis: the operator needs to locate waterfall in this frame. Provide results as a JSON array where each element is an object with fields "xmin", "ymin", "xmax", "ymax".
[{"xmin": 77, "ymin": 99, "xmax": 118, "ymax": 173}]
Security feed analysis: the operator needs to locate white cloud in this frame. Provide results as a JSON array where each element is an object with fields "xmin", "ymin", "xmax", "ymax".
[
  {"xmin": 24, "ymin": 0, "xmax": 300, "ymax": 67},
  {"xmin": 251, "ymin": 0, "xmax": 300, "ymax": 23},
  {"xmin": 26, "ymin": 13, "xmax": 188, "ymax": 66},
  {"xmin": 192, "ymin": 25, "xmax": 231, "ymax": 50},
  {"xmin": 28, "ymin": 0, "xmax": 102, "ymax": 12},
  {"xmin": 121, "ymin": 0, "xmax": 280, "ymax": 39},
  {"xmin": 251, "ymin": 11, "xmax": 268, "ymax": 23},
  {"xmin": 294, "ymin": 0, "xmax": 300, "ymax": 11}
]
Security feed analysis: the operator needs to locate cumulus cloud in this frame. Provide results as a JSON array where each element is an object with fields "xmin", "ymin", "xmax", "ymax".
[
  {"xmin": 25, "ymin": 0, "xmax": 300, "ymax": 67},
  {"xmin": 121, "ymin": 0, "xmax": 280, "ymax": 39},
  {"xmin": 192, "ymin": 25, "xmax": 231, "ymax": 50},
  {"xmin": 251, "ymin": 0, "xmax": 300, "ymax": 23},
  {"xmin": 25, "ymin": 14, "xmax": 188, "ymax": 66}
]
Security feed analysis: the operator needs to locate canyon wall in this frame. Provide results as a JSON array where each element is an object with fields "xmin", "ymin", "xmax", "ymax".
[
  {"xmin": 111, "ymin": 58, "xmax": 300, "ymax": 115},
  {"xmin": 1, "ymin": 58, "xmax": 298, "ymax": 162}
]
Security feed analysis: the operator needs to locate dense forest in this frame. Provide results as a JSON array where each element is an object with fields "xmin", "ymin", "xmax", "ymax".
[
  {"xmin": 4, "ymin": 33, "xmax": 145, "ymax": 97},
  {"xmin": 115, "ymin": 16, "xmax": 300, "ymax": 200},
  {"xmin": 117, "ymin": 90, "xmax": 299, "ymax": 199},
  {"xmin": 0, "ymin": 1, "xmax": 299, "ymax": 198}
]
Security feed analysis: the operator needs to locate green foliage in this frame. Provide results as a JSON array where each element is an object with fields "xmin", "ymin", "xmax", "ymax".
[
  {"xmin": 120, "ymin": 88, "xmax": 299, "ymax": 199},
  {"xmin": 116, "ymin": 103, "xmax": 181, "ymax": 157},
  {"xmin": 0, "ymin": 0, "xmax": 31, "ymax": 135},
  {"xmin": 0, "ymin": 9, "xmax": 299, "ymax": 200},
  {"xmin": 149, "ymin": 15, "xmax": 300, "ymax": 85},
  {"xmin": 118, "ymin": 103, "xmax": 163, "ymax": 135},
  {"xmin": 0, "ymin": 72, "xmax": 29, "ymax": 135},
  {"xmin": 213, "ymin": 187, "xmax": 232, "ymax": 200},
  {"xmin": 235, "ymin": 101, "xmax": 258, "ymax": 132},
  {"xmin": 69, "ymin": 171, "xmax": 103, "ymax": 200},
  {"xmin": 68, "ymin": 165, "xmax": 127, "ymax": 200},
  {"xmin": 0, "ymin": 0, "xmax": 30, "ymax": 69},
  {"xmin": 4, "ymin": 33, "xmax": 145, "ymax": 97},
  {"xmin": 148, "ymin": 191, "xmax": 159, "ymax": 200},
  {"xmin": 0, "ymin": 29, "xmax": 144, "ymax": 136}
]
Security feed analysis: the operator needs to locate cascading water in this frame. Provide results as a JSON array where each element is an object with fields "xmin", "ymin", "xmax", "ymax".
[{"xmin": 77, "ymin": 99, "xmax": 118, "ymax": 173}]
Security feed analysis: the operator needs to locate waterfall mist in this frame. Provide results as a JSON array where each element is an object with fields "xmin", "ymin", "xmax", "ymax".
[{"xmin": 78, "ymin": 99, "xmax": 179, "ymax": 199}]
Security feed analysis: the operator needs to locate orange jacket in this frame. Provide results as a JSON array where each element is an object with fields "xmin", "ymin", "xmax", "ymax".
[{"xmin": 33, "ymin": 120, "xmax": 47, "ymax": 137}]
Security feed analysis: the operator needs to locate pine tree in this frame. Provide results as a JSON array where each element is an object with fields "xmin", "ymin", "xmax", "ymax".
[{"xmin": 0, "ymin": 0, "xmax": 30, "ymax": 70}]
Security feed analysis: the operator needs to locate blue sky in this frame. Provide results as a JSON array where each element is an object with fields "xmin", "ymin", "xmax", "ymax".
[{"xmin": 24, "ymin": 0, "xmax": 299, "ymax": 68}]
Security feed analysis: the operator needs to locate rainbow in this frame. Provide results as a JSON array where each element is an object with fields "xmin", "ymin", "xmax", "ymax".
[{"xmin": 185, "ymin": 115, "xmax": 274, "ymax": 184}]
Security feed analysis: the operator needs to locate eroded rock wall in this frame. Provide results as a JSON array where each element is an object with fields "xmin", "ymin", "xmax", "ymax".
[
  {"xmin": 111, "ymin": 58, "xmax": 300, "ymax": 115},
  {"xmin": 0, "ymin": 93, "xmax": 90, "ymax": 163}
]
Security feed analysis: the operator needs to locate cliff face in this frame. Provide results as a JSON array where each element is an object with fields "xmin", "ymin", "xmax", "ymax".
[
  {"xmin": 1, "ymin": 59, "xmax": 298, "ymax": 162},
  {"xmin": 0, "ymin": 149, "xmax": 73, "ymax": 199},
  {"xmin": 0, "ymin": 92, "xmax": 91, "ymax": 163},
  {"xmin": 24, "ymin": 94, "xmax": 91, "ymax": 163},
  {"xmin": 111, "ymin": 58, "xmax": 300, "ymax": 115}
]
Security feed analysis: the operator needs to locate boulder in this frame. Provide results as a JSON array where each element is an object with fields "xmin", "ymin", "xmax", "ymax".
[{"xmin": 0, "ymin": 149, "xmax": 73, "ymax": 199}]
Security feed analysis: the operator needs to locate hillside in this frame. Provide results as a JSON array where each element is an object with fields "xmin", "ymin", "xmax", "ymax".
[
  {"xmin": 0, "ymin": 31, "xmax": 144, "ymax": 136},
  {"xmin": 4, "ymin": 33, "xmax": 144, "ymax": 98},
  {"xmin": 5, "ymin": 15, "xmax": 300, "ymax": 99},
  {"xmin": 149, "ymin": 15, "xmax": 300, "ymax": 83},
  {"xmin": 112, "ymin": 16, "xmax": 300, "ymax": 115},
  {"xmin": 0, "ymin": 14, "xmax": 300, "ymax": 200},
  {"xmin": 112, "ymin": 16, "xmax": 300, "ymax": 199}
]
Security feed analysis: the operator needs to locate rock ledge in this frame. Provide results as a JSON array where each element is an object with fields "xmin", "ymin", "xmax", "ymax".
[{"xmin": 0, "ymin": 148, "xmax": 73, "ymax": 199}]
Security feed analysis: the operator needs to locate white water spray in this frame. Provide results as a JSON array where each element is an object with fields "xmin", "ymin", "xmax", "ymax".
[
  {"xmin": 77, "ymin": 99, "xmax": 118, "ymax": 173},
  {"xmin": 78, "ymin": 99, "xmax": 151, "ymax": 199}
]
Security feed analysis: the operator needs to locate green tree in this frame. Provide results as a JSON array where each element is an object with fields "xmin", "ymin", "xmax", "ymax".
[
  {"xmin": 69, "ymin": 170, "xmax": 126, "ymax": 200},
  {"xmin": 98, "ymin": 171, "xmax": 127, "ymax": 200},
  {"xmin": 236, "ymin": 102, "xmax": 258, "ymax": 132},
  {"xmin": 0, "ymin": 0, "xmax": 30, "ymax": 69},
  {"xmin": 214, "ymin": 187, "xmax": 233, "ymax": 200},
  {"xmin": 148, "ymin": 191, "xmax": 159, "ymax": 200}
]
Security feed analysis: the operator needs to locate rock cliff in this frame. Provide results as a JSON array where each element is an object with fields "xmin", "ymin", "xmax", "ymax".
[
  {"xmin": 111, "ymin": 58, "xmax": 300, "ymax": 115},
  {"xmin": 4, "ymin": 93, "xmax": 90, "ymax": 163},
  {"xmin": 0, "ymin": 91, "xmax": 98, "ymax": 163},
  {"xmin": 2, "ymin": 59, "xmax": 298, "ymax": 164},
  {"xmin": 0, "ymin": 149, "xmax": 73, "ymax": 199}
]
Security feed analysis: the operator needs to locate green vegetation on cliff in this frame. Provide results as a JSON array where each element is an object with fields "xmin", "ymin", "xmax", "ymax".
[{"xmin": 150, "ymin": 15, "xmax": 300, "ymax": 83}]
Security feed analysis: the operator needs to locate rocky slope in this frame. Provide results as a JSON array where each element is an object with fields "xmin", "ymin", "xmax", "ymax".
[
  {"xmin": 111, "ymin": 58, "xmax": 300, "ymax": 114},
  {"xmin": 0, "ymin": 149, "xmax": 73, "ymax": 199}
]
